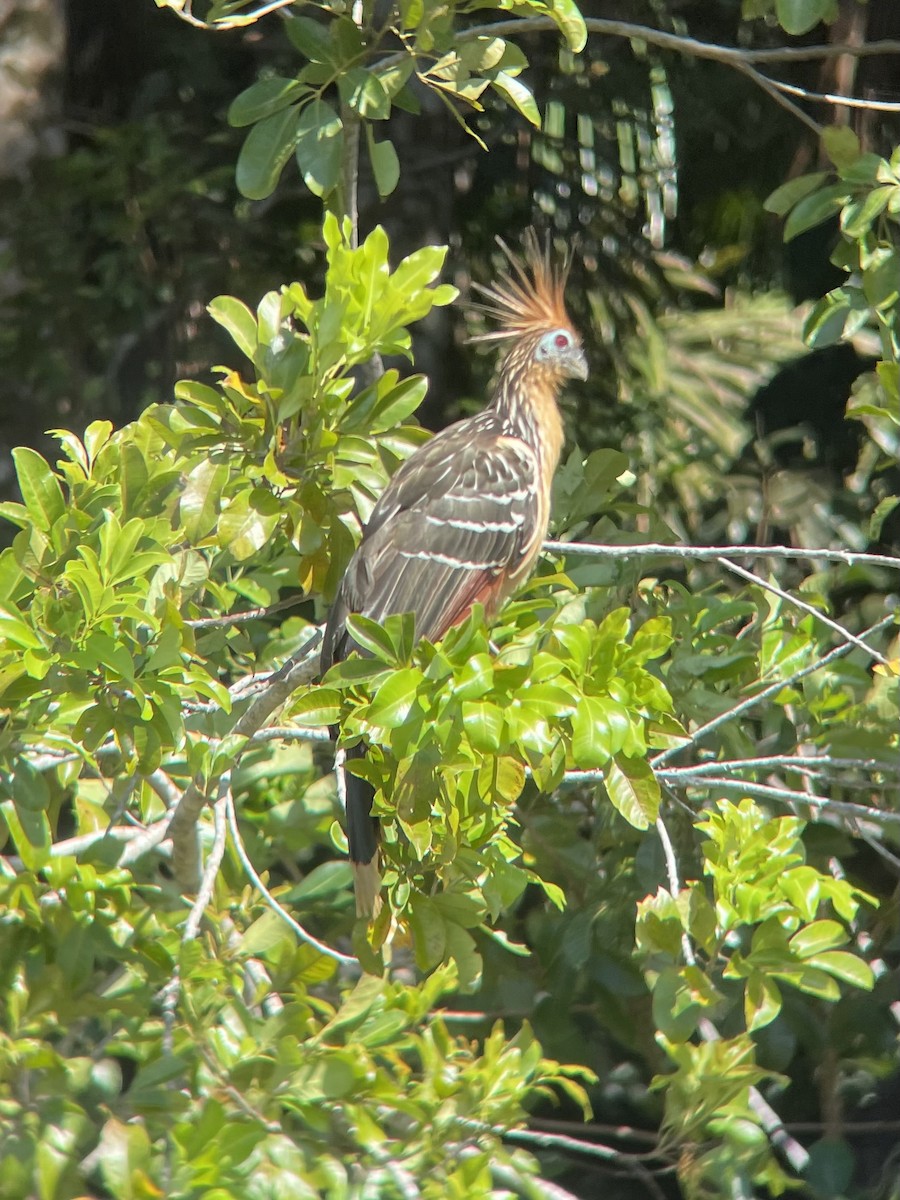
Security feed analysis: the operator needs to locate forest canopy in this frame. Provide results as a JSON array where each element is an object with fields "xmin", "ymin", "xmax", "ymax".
[{"xmin": 0, "ymin": 1, "xmax": 899, "ymax": 1197}]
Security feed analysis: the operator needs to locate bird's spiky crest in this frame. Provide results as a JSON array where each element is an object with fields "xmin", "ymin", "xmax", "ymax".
[{"xmin": 470, "ymin": 229, "xmax": 574, "ymax": 343}]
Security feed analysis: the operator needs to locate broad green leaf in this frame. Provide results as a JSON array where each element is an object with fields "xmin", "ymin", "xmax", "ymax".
[
  {"xmin": 12, "ymin": 760, "xmax": 51, "ymax": 812},
  {"xmin": 453, "ymin": 653, "xmax": 494, "ymax": 701},
  {"xmin": 288, "ymin": 861, "xmax": 354, "ymax": 903},
  {"xmin": 286, "ymin": 15, "xmax": 336, "ymax": 63},
  {"xmin": 491, "ymin": 72, "xmax": 540, "ymax": 128},
  {"xmin": 290, "ymin": 686, "xmax": 343, "ymax": 727},
  {"xmin": 807, "ymin": 950, "xmax": 875, "ymax": 989},
  {"xmin": 367, "ymin": 130, "xmax": 400, "ymax": 199},
  {"xmin": 218, "ymin": 488, "xmax": 281, "ymax": 560},
  {"xmin": 12, "ymin": 447, "xmax": 65, "ymax": 532},
  {"xmin": 783, "ymin": 183, "xmax": 849, "ymax": 241},
  {"xmin": 345, "ymin": 614, "xmax": 399, "ymax": 663},
  {"xmin": 338, "ymin": 68, "xmax": 391, "ymax": 120},
  {"xmin": 821, "ymin": 124, "xmax": 860, "ymax": 169},
  {"xmin": 295, "ymin": 100, "xmax": 343, "ymax": 198},
  {"xmin": 775, "ymin": 0, "xmax": 836, "ymax": 35},
  {"xmin": 178, "ymin": 459, "xmax": 228, "ymax": 542},
  {"xmin": 842, "ymin": 185, "xmax": 894, "ymax": 238},
  {"xmin": 764, "ymin": 172, "xmax": 828, "ymax": 215},
  {"xmin": 788, "ymin": 919, "xmax": 847, "ymax": 959},
  {"xmin": 604, "ymin": 755, "xmax": 660, "ymax": 829},
  {"xmin": 208, "ymin": 295, "xmax": 258, "ymax": 360},
  {"xmin": 235, "ymin": 104, "xmax": 301, "ymax": 200},
  {"xmin": 96, "ymin": 1119, "xmax": 152, "ymax": 1200},
  {"xmin": 228, "ymin": 76, "xmax": 307, "ymax": 127},
  {"xmin": 804, "ymin": 1138, "xmax": 854, "ymax": 1198},
  {"xmin": 547, "ymin": 0, "xmax": 587, "ymax": 51},
  {"xmin": 368, "ymin": 667, "xmax": 424, "ymax": 728},
  {"xmin": 744, "ymin": 971, "xmax": 782, "ymax": 1031},
  {"xmin": 572, "ymin": 695, "xmax": 630, "ymax": 767},
  {"xmin": 461, "ymin": 700, "xmax": 504, "ymax": 752},
  {"xmin": 409, "ymin": 896, "xmax": 447, "ymax": 970}
]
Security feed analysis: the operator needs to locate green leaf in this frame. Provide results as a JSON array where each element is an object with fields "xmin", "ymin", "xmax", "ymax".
[
  {"xmin": 788, "ymin": 920, "xmax": 847, "ymax": 958},
  {"xmin": 806, "ymin": 950, "xmax": 874, "ymax": 989},
  {"xmin": 12, "ymin": 447, "xmax": 65, "ymax": 532},
  {"xmin": 179, "ymin": 459, "xmax": 228, "ymax": 541},
  {"xmin": 461, "ymin": 700, "xmax": 504, "ymax": 752},
  {"xmin": 775, "ymin": 0, "xmax": 836, "ymax": 35},
  {"xmin": 235, "ymin": 104, "xmax": 301, "ymax": 200},
  {"xmin": 345, "ymin": 614, "xmax": 400, "ymax": 663},
  {"xmin": 367, "ymin": 130, "xmax": 400, "ymax": 199},
  {"xmin": 870, "ymin": 495, "xmax": 900, "ymax": 541},
  {"xmin": 764, "ymin": 172, "xmax": 828, "ymax": 216},
  {"xmin": 804, "ymin": 1138, "xmax": 854, "ymax": 1197},
  {"xmin": 338, "ymin": 68, "xmax": 391, "ymax": 120},
  {"xmin": 290, "ymin": 686, "xmax": 343, "ymax": 727},
  {"xmin": 218, "ymin": 488, "xmax": 281, "ymax": 560},
  {"xmin": 409, "ymin": 895, "xmax": 447, "ymax": 970},
  {"xmin": 572, "ymin": 695, "xmax": 630, "ymax": 767},
  {"xmin": 228, "ymin": 76, "xmax": 307, "ymax": 127},
  {"xmin": 744, "ymin": 971, "xmax": 782, "ymax": 1031},
  {"xmin": 491, "ymin": 72, "xmax": 540, "ymax": 128},
  {"xmin": 368, "ymin": 667, "xmax": 424, "ymax": 728},
  {"xmin": 295, "ymin": 100, "xmax": 343, "ymax": 198},
  {"xmin": 783, "ymin": 183, "xmax": 849, "ymax": 241},
  {"xmin": 547, "ymin": 0, "xmax": 588, "ymax": 52},
  {"xmin": 604, "ymin": 755, "xmax": 660, "ymax": 830},
  {"xmin": 208, "ymin": 296, "xmax": 258, "ymax": 360},
  {"xmin": 288, "ymin": 861, "xmax": 353, "ymax": 903},
  {"xmin": 821, "ymin": 124, "xmax": 860, "ymax": 170},
  {"xmin": 285, "ymin": 14, "xmax": 334, "ymax": 62},
  {"xmin": 842, "ymin": 185, "xmax": 894, "ymax": 238}
]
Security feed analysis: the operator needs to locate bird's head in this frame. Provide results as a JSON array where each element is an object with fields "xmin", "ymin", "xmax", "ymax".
[
  {"xmin": 470, "ymin": 230, "xmax": 588, "ymax": 387},
  {"xmin": 533, "ymin": 327, "xmax": 589, "ymax": 381}
]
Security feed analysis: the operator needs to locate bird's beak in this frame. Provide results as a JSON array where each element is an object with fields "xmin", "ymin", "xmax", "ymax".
[{"xmin": 565, "ymin": 345, "xmax": 589, "ymax": 381}]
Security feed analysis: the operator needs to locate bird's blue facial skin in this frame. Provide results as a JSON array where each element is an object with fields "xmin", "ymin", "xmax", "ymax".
[
  {"xmin": 534, "ymin": 328, "xmax": 588, "ymax": 380},
  {"xmin": 535, "ymin": 328, "xmax": 573, "ymax": 362}
]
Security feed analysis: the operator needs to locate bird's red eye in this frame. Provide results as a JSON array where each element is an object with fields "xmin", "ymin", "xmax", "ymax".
[{"xmin": 554, "ymin": 332, "xmax": 569, "ymax": 348}]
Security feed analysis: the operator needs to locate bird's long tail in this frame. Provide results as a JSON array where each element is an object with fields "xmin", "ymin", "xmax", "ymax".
[{"xmin": 342, "ymin": 743, "xmax": 382, "ymax": 918}]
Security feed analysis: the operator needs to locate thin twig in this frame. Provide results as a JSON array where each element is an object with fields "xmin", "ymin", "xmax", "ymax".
[
  {"xmin": 182, "ymin": 785, "xmax": 230, "ymax": 942},
  {"xmin": 717, "ymin": 556, "xmax": 892, "ymax": 667},
  {"xmin": 165, "ymin": 630, "xmax": 324, "ymax": 889},
  {"xmin": 651, "ymin": 615, "xmax": 896, "ymax": 769},
  {"xmin": 543, "ymin": 539, "xmax": 900, "ymax": 571},
  {"xmin": 662, "ymin": 773, "xmax": 900, "ymax": 827},
  {"xmin": 731, "ymin": 59, "xmax": 823, "ymax": 133},
  {"xmin": 250, "ymin": 725, "xmax": 332, "ymax": 744},
  {"xmin": 185, "ymin": 597, "xmax": 307, "ymax": 628},
  {"xmin": 225, "ymin": 791, "xmax": 357, "ymax": 966},
  {"xmin": 760, "ymin": 73, "xmax": 900, "ymax": 112}
]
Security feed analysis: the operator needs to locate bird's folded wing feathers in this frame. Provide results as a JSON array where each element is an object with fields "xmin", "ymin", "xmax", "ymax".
[{"xmin": 323, "ymin": 422, "xmax": 541, "ymax": 663}]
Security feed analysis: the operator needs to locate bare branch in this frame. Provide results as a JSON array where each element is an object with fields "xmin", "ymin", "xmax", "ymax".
[
  {"xmin": 759, "ymin": 73, "xmax": 900, "ymax": 112},
  {"xmin": 164, "ymin": 629, "xmax": 324, "ymax": 889},
  {"xmin": 658, "ymin": 773, "xmax": 900, "ymax": 828},
  {"xmin": 182, "ymin": 786, "xmax": 230, "ymax": 943},
  {"xmin": 651, "ymin": 615, "xmax": 896, "ymax": 769},
  {"xmin": 718, "ymin": 556, "xmax": 892, "ymax": 666},
  {"xmin": 225, "ymin": 791, "xmax": 357, "ymax": 966},
  {"xmin": 544, "ymin": 539, "xmax": 900, "ymax": 572},
  {"xmin": 185, "ymin": 597, "xmax": 307, "ymax": 629}
]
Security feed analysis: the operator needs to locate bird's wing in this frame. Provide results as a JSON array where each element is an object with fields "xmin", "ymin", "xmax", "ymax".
[{"xmin": 322, "ymin": 415, "xmax": 540, "ymax": 666}]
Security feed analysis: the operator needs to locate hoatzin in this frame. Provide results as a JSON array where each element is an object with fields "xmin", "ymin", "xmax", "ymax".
[{"xmin": 322, "ymin": 232, "xmax": 588, "ymax": 916}]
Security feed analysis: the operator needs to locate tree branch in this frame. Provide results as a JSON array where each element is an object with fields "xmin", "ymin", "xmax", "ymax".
[
  {"xmin": 651, "ymin": 614, "xmax": 896, "ymax": 769},
  {"xmin": 717, "ymin": 556, "xmax": 892, "ymax": 666},
  {"xmin": 225, "ymin": 790, "xmax": 357, "ymax": 966},
  {"xmin": 544, "ymin": 539, "xmax": 900, "ymax": 571}
]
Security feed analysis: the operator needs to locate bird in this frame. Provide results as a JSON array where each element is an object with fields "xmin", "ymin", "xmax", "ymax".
[{"xmin": 321, "ymin": 231, "xmax": 588, "ymax": 918}]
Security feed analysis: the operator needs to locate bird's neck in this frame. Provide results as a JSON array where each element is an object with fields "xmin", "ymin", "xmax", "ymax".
[{"xmin": 492, "ymin": 360, "xmax": 566, "ymax": 483}]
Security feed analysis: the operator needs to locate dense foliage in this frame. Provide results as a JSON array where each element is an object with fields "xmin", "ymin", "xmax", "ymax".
[{"xmin": 1, "ymin": 1, "xmax": 899, "ymax": 1198}]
